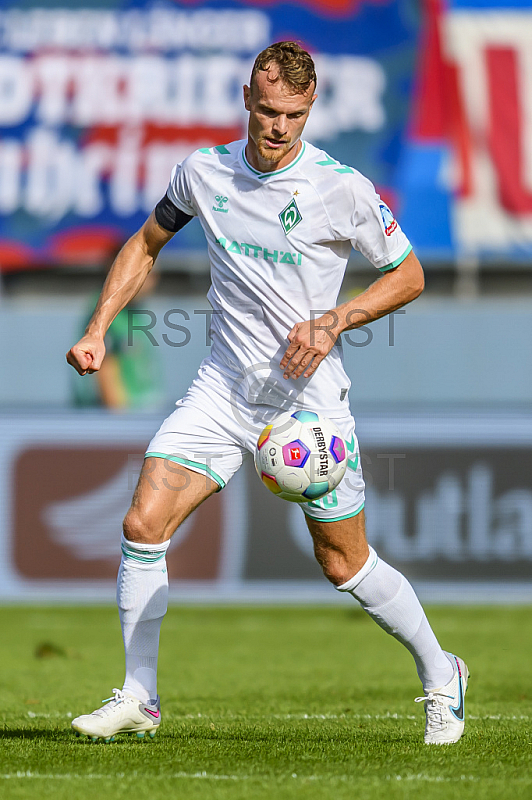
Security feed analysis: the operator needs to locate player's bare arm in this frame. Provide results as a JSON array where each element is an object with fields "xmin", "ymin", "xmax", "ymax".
[
  {"xmin": 66, "ymin": 213, "xmax": 175, "ymax": 376},
  {"xmin": 281, "ymin": 250, "xmax": 424, "ymax": 379}
]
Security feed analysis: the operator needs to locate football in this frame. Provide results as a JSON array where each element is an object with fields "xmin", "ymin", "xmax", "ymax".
[{"xmin": 254, "ymin": 410, "xmax": 348, "ymax": 502}]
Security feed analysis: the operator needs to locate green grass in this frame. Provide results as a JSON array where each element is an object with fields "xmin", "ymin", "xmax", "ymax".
[{"xmin": 1, "ymin": 605, "xmax": 531, "ymax": 799}]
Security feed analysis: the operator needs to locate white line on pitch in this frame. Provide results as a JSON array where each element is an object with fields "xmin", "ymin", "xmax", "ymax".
[
  {"xmin": 23, "ymin": 711, "xmax": 531, "ymax": 721},
  {"xmin": 3, "ymin": 772, "xmax": 528, "ymax": 785},
  {"xmin": 173, "ymin": 712, "xmax": 530, "ymax": 721},
  {"xmin": 0, "ymin": 772, "xmax": 244, "ymax": 782}
]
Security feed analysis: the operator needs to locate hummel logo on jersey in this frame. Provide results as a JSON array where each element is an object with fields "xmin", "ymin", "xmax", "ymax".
[
  {"xmin": 279, "ymin": 198, "xmax": 302, "ymax": 234},
  {"xmin": 213, "ymin": 195, "xmax": 229, "ymax": 213},
  {"xmin": 345, "ymin": 434, "xmax": 359, "ymax": 472}
]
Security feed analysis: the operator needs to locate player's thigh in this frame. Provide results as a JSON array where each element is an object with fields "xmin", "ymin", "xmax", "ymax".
[
  {"xmin": 128, "ymin": 371, "xmax": 247, "ymax": 544},
  {"xmin": 124, "ymin": 456, "xmax": 219, "ymax": 544},
  {"xmin": 305, "ymin": 508, "xmax": 369, "ymax": 573}
]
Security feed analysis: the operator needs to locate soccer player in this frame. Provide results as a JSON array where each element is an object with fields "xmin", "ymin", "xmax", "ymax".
[{"xmin": 67, "ymin": 42, "xmax": 468, "ymax": 745}]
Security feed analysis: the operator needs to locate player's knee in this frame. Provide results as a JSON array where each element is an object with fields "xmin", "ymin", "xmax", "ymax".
[
  {"xmin": 317, "ymin": 549, "xmax": 369, "ymax": 587},
  {"xmin": 318, "ymin": 555, "xmax": 354, "ymax": 587},
  {"xmin": 122, "ymin": 508, "xmax": 164, "ymax": 545}
]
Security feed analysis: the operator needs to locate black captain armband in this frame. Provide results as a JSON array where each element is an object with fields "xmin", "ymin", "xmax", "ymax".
[{"xmin": 154, "ymin": 194, "xmax": 193, "ymax": 232}]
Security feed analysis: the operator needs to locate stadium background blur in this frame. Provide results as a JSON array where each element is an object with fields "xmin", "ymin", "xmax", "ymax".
[{"xmin": 1, "ymin": 0, "xmax": 532, "ymax": 605}]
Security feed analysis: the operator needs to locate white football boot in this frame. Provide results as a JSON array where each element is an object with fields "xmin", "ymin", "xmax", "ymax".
[
  {"xmin": 415, "ymin": 653, "xmax": 469, "ymax": 745},
  {"xmin": 71, "ymin": 689, "xmax": 161, "ymax": 742}
]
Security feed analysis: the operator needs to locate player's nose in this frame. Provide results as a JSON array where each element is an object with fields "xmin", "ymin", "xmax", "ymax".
[{"xmin": 272, "ymin": 115, "xmax": 288, "ymax": 135}]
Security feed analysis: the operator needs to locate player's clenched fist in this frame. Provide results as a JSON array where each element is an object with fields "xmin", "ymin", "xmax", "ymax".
[
  {"xmin": 281, "ymin": 312, "xmax": 339, "ymax": 380},
  {"xmin": 66, "ymin": 335, "xmax": 106, "ymax": 376}
]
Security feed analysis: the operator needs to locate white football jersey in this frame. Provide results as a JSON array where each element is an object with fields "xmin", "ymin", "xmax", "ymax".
[{"xmin": 166, "ymin": 139, "xmax": 411, "ymax": 416}]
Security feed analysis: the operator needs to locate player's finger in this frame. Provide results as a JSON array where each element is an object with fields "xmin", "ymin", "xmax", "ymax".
[
  {"xmin": 66, "ymin": 349, "xmax": 89, "ymax": 376},
  {"xmin": 280, "ymin": 342, "xmax": 300, "ymax": 368},
  {"xmin": 86, "ymin": 361, "xmax": 103, "ymax": 374},
  {"xmin": 289, "ymin": 353, "xmax": 315, "ymax": 379},
  {"xmin": 283, "ymin": 347, "xmax": 310, "ymax": 378},
  {"xmin": 90, "ymin": 353, "xmax": 104, "ymax": 372},
  {"xmin": 303, "ymin": 353, "xmax": 325, "ymax": 378},
  {"xmin": 286, "ymin": 323, "xmax": 300, "ymax": 343}
]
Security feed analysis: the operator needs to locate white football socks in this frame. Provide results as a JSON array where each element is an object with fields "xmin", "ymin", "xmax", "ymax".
[
  {"xmin": 337, "ymin": 547, "xmax": 454, "ymax": 691},
  {"xmin": 117, "ymin": 534, "xmax": 170, "ymax": 704}
]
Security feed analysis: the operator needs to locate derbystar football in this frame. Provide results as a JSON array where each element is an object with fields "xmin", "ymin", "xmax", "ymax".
[{"xmin": 254, "ymin": 410, "xmax": 348, "ymax": 502}]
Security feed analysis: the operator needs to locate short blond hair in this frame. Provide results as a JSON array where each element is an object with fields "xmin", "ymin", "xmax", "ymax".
[{"xmin": 250, "ymin": 41, "xmax": 317, "ymax": 94}]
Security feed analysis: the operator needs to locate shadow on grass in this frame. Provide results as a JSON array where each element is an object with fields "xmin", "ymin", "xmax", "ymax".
[{"xmin": 0, "ymin": 727, "xmax": 73, "ymax": 740}]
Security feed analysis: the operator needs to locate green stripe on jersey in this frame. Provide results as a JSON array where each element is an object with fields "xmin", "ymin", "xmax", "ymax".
[
  {"xmin": 315, "ymin": 154, "xmax": 354, "ymax": 174},
  {"xmin": 242, "ymin": 142, "xmax": 306, "ymax": 178},
  {"xmin": 379, "ymin": 244, "xmax": 413, "ymax": 272},
  {"xmin": 198, "ymin": 144, "xmax": 231, "ymax": 156},
  {"xmin": 303, "ymin": 502, "xmax": 365, "ymax": 523},
  {"xmin": 347, "ymin": 452, "xmax": 359, "ymax": 472}
]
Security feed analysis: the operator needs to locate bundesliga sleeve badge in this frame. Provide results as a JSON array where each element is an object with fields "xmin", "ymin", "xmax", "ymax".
[{"xmin": 379, "ymin": 203, "xmax": 398, "ymax": 236}]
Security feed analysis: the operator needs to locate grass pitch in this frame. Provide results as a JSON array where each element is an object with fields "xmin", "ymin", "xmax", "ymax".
[{"xmin": 1, "ymin": 604, "xmax": 531, "ymax": 800}]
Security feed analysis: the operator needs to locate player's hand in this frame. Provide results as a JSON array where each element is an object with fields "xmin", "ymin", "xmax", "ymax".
[
  {"xmin": 66, "ymin": 335, "xmax": 106, "ymax": 376},
  {"xmin": 280, "ymin": 313, "xmax": 339, "ymax": 380}
]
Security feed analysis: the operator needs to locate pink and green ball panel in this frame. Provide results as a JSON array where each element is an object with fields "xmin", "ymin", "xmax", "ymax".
[{"xmin": 329, "ymin": 435, "xmax": 346, "ymax": 463}]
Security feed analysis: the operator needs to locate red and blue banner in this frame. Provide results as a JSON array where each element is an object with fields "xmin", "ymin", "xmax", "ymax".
[
  {"xmin": 2, "ymin": 0, "xmax": 532, "ymax": 268},
  {"xmin": 0, "ymin": 0, "xmax": 419, "ymax": 268},
  {"xmin": 402, "ymin": 0, "xmax": 532, "ymax": 260}
]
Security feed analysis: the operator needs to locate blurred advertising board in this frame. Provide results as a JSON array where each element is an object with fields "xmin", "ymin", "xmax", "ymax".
[
  {"xmin": 0, "ymin": 0, "xmax": 418, "ymax": 268},
  {"xmin": 1, "ymin": 412, "xmax": 531, "ymax": 602}
]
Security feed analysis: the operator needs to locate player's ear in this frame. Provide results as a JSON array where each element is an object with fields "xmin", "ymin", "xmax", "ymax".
[{"xmin": 243, "ymin": 84, "xmax": 251, "ymax": 111}]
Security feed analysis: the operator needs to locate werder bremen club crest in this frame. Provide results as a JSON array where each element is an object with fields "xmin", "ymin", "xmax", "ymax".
[{"xmin": 279, "ymin": 198, "xmax": 302, "ymax": 235}]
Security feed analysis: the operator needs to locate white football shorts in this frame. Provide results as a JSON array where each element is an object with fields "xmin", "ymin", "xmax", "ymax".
[{"xmin": 145, "ymin": 358, "xmax": 365, "ymax": 522}]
